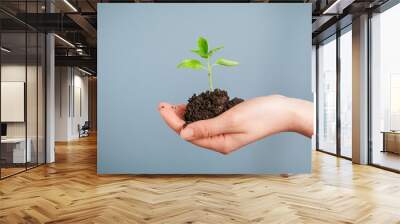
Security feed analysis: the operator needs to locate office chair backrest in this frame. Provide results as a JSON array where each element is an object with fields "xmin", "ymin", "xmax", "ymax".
[{"xmin": 82, "ymin": 121, "xmax": 90, "ymax": 129}]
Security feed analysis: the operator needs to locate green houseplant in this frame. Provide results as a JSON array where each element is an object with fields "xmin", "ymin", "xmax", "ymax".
[
  {"xmin": 177, "ymin": 37, "xmax": 244, "ymax": 124},
  {"xmin": 177, "ymin": 37, "xmax": 239, "ymax": 91}
]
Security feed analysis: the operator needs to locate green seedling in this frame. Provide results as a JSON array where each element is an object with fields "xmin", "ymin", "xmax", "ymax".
[{"xmin": 177, "ymin": 37, "xmax": 239, "ymax": 91}]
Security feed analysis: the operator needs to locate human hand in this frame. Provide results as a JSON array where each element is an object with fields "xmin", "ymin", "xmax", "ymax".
[{"xmin": 158, "ymin": 95, "xmax": 313, "ymax": 154}]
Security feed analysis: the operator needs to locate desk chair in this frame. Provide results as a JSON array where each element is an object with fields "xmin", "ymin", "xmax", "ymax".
[{"xmin": 79, "ymin": 121, "xmax": 90, "ymax": 138}]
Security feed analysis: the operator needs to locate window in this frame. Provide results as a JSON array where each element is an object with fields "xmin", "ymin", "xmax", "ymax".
[
  {"xmin": 316, "ymin": 25, "xmax": 353, "ymax": 159},
  {"xmin": 318, "ymin": 35, "xmax": 337, "ymax": 154},
  {"xmin": 339, "ymin": 27, "xmax": 352, "ymax": 158},
  {"xmin": 371, "ymin": 3, "xmax": 400, "ymax": 171}
]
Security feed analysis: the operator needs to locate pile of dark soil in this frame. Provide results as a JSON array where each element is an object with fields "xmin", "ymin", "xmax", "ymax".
[{"xmin": 184, "ymin": 89, "xmax": 244, "ymax": 124}]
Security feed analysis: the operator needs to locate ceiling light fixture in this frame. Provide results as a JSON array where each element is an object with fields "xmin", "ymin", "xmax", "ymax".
[
  {"xmin": 322, "ymin": 0, "xmax": 355, "ymax": 15},
  {"xmin": 63, "ymin": 0, "xmax": 78, "ymax": 12},
  {"xmin": 322, "ymin": 0, "xmax": 340, "ymax": 14},
  {"xmin": 54, "ymin": 34, "xmax": 75, "ymax": 48},
  {"xmin": 1, "ymin": 47, "xmax": 11, "ymax": 53},
  {"xmin": 78, "ymin": 67, "xmax": 93, "ymax": 76},
  {"xmin": 76, "ymin": 48, "xmax": 85, "ymax": 55}
]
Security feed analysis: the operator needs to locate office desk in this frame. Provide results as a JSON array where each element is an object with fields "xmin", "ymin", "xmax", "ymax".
[
  {"xmin": 1, "ymin": 138, "xmax": 31, "ymax": 163},
  {"xmin": 382, "ymin": 131, "xmax": 400, "ymax": 154}
]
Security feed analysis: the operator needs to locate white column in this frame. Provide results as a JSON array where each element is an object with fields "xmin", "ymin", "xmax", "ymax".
[
  {"xmin": 55, "ymin": 67, "xmax": 73, "ymax": 141},
  {"xmin": 45, "ymin": 0, "xmax": 56, "ymax": 164},
  {"xmin": 312, "ymin": 45, "xmax": 317, "ymax": 150},
  {"xmin": 46, "ymin": 32, "xmax": 55, "ymax": 163},
  {"xmin": 352, "ymin": 14, "xmax": 369, "ymax": 164}
]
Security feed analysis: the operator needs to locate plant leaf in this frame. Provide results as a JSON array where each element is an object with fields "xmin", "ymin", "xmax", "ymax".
[
  {"xmin": 215, "ymin": 58, "xmax": 239, "ymax": 66},
  {"xmin": 177, "ymin": 59, "xmax": 205, "ymax": 70},
  {"xmin": 197, "ymin": 37, "xmax": 208, "ymax": 57},
  {"xmin": 207, "ymin": 46, "xmax": 224, "ymax": 57},
  {"xmin": 191, "ymin": 49, "xmax": 208, "ymax": 58}
]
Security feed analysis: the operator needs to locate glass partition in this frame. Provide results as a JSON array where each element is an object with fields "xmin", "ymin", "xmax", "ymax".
[
  {"xmin": 317, "ymin": 35, "xmax": 337, "ymax": 154},
  {"xmin": 27, "ymin": 31, "xmax": 38, "ymax": 169},
  {"xmin": 0, "ymin": 31, "xmax": 28, "ymax": 177},
  {"xmin": 0, "ymin": 1, "xmax": 46, "ymax": 179},
  {"xmin": 38, "ymin": 32, "xmax": 45, "ymax": 165}
]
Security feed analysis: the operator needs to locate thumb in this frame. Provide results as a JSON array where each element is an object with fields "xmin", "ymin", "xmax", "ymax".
[{"xmin": 180, "ymin": 116, "xmax": 231, "ymax": 141}]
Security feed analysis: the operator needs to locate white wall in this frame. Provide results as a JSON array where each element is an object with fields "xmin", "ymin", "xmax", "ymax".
[
  {"xmin": 55, "ymin": 67, "xmax": 70, "ymax": 141},
  {"xmin": 55, "ymin": 67, "xmax": 89, "ymax": 141},
  {"xmin": 1, "ymin": 65, "xmax": 41, "ymax": 138},
  {"xmin": 1, "ymin": 65, "xmax": 26, "ymax": 141},
  {"xmin": 71, "ymin": 73, "xmax": 89, "ymax": 138},
  {"xmin": 1, "ymin": 64, "xmax": 46, "ymax": 164}
]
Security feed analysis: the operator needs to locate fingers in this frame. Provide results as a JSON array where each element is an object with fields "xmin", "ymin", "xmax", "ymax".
[
  {"xmin": 158, "ymin": 102, "xmax": 186, "ymax": 133},
  {"xmin": 158, "ymin": 102, "xmax": 249, "ymax": 155},
  {"xmin": 190, "ymin": 133, "xmax": 248, "ymax": 155},
  {"xmin": 174, "ymin": 104, "xmax": 187, "ymax": 119},
  {"xmin": 180, "ymin": 114, "xmax": 235, "ymax": 141}
]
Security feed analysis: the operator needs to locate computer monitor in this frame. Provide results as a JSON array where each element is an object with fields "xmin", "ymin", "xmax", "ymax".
[{"xmin": 1, "ymin": 123, "xmax": 7, "ymax": 137}]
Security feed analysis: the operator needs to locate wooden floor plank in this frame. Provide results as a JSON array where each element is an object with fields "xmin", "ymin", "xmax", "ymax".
[{"xmin": 0, "ymin": 134, "xmax": 400, "ymax": 223}]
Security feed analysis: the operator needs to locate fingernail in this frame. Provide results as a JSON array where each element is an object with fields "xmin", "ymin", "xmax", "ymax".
[{"xmin": 180, "ymin": 128, "xmax": 194, "ymax": 140}]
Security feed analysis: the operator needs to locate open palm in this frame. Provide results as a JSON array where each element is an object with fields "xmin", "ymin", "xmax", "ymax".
[{"xmin": 158, "ymin": 95, "xmax": 313, "ymax": 154}]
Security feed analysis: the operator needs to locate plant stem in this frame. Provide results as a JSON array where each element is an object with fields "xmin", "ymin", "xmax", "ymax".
[{"xmin": 207, "ymin": 58, "xmax": 213, "ymax": 91}]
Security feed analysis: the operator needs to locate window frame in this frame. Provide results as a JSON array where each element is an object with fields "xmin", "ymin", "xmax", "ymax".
[{"xmin": 315, "ymin": 24, "xmax": 353, "ymax": 161}]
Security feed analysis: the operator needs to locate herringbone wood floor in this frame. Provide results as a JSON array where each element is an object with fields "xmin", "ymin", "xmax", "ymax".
[{"xmin": 1, "ymin": 134, "xmax": 400, "ymax": 224}]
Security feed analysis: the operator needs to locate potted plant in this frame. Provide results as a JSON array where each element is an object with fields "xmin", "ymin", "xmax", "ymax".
[{"xmin": 177, "ymin": 37, "xmax": 244, "ymax": 124}]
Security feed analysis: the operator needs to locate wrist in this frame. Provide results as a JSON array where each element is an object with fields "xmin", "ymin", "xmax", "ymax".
[{"xmin": 286, "ymin": 97, "xmax": 314, "ymax": 138}]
